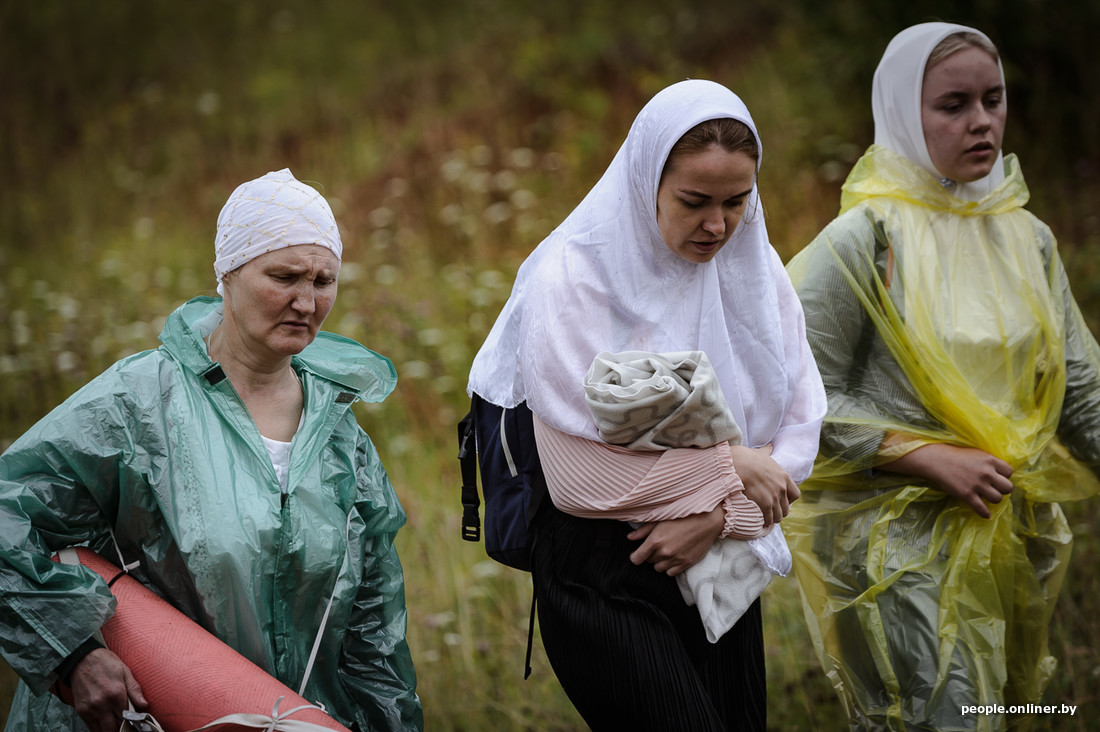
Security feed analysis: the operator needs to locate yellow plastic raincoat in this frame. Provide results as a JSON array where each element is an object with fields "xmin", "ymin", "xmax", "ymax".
[
  {"xmin": 0, "ymin": 297, "xmax": 422, "ymax": 731},
  {"xmin": 784, "ymin": 145, "xmax": 1100, "ymax": 731}
]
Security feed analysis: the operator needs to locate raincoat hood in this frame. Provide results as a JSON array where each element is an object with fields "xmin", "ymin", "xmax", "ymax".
[{"xmin": 840, "ymin": 145, "xmax": 1027, "ymax": 217}]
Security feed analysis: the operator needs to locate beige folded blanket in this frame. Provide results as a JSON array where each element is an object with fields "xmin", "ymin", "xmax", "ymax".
[{"xmin": 583, "ymin": 351, "xmax": 743, "ymax": 450}]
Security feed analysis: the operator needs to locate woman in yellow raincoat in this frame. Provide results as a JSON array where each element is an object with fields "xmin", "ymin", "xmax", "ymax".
[{"xmin": 784, "ymin": 22, "xmax": 1100, "ymax": 731}]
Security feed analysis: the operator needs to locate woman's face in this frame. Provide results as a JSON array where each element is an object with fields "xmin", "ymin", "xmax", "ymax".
[
  {"xmin": 656, "ymin": 146, "xmax": 756, "ymax": 263},
  {"xmin": 221, "ymin": 244, "xmax": 339, "ymax": 361},
  {"xmin": 921, "ymin": 45, "xmax": 1006, "ymax": 183}
]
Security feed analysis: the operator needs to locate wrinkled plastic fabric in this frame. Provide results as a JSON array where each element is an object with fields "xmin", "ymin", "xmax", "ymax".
[
  {"xmin": 0, "ymin": 297, "xmax": 422, "ymax": 732},
  {"xmin": 784, "ymin": 146, "xmax": 1100, "ymax": 731}
]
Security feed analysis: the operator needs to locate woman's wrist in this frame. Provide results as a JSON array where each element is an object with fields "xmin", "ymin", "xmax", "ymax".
[
  {"xmin": 878, "ymin": 442, "xmax": 948, "ymax": 481},
  {"xmin": 55, "ymin": 636, "xmax": 105, "ymax": 686}
]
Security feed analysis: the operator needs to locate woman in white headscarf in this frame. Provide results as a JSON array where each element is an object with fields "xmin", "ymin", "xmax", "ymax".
[
  {"xmin": 468, "ymin": 79, "xmax": 826, "ymax": 730},
  {"xmin": 0, "ymin": 169, "xmax": 422, "ymax": 732},
  {"xmin": 785, "ymin": 23, "xmax": 1100, "ymax": 731}
]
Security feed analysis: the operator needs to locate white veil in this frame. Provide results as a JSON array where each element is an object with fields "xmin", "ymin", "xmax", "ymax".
[
  {"xmin": 872, "ymin": 22, "xmax": 1007, "ymax": 201},
  {"xmin": 469, "ymin": 79, "xmax": 819, "ymax": 455}
]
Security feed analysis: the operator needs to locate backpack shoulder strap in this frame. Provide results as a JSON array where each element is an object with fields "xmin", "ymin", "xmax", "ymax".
[{"xmin": 458, "ymin": 399, "xmax": 481, "ymax": 542}]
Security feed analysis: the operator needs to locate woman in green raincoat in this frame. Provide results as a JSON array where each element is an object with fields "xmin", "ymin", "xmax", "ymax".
[
  {"xmin": 0, "ymin": 169, "xmax": 422, "ymax": 731},
  {"xmin": 785, "ymin": 23, "xmax": 1100, "ymax": 731}
]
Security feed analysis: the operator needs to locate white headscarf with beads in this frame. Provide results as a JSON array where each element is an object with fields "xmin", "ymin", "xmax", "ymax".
[{"xmin": 213, "ymin": 168, "xmax": 341, "ymax": 295}]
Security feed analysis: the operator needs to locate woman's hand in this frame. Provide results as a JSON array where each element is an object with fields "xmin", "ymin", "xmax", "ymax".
[
  {"xmin": 730, "ymin": 444, "xmax": 799, "ymax": 525},
  {"xmin": 69, "ymin": 648, "xmax": 148, "ymax": 732},
  {"xmin": 627, "ymin": 506, "xmax": 725, "ymax": 576},
  {"xmin": 879, "ymin": 443, "xmax": 1013, "ymax": 518}
]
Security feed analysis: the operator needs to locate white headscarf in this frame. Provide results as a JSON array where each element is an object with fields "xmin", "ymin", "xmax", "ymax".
[
  {"xmin": 213, "ymin": 168, "xmax": 342, "ymax": 295},
  {"xmin": 469, "ymin": 80, "xmax": 816, "ymax": 450},
  {"xmin": 872, "ymin": 22, "xmax": 1006, "ymax": 201}
]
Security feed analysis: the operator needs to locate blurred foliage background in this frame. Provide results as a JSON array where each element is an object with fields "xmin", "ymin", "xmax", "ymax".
[{"xmin": 2, "ymin": 1, "xmax": 1098, "ymax": 729}]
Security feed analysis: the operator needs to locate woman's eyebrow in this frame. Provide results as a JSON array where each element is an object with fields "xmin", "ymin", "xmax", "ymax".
[
  {"xmin": 932, "ymin": 90, "xmax": 968, "ymax": 103},
  {"xmin": 678, "ymin": 186, "xmax": 753, "ymax": 199},
  {"xmin": 933, "ymin": 83, "xmax": 1004, "ymax": 103}
]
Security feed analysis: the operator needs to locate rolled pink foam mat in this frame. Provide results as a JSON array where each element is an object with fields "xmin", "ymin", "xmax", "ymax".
[{"xmin": 54, "ymin": 546, "xmax": 349, "ymax": 731}]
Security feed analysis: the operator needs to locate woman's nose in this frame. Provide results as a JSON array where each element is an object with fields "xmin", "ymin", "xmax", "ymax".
[
  {"xmin": 970, "ymin": 104, "xmax": 992, "ymax": 131},
  {"xmin": 702, "ymin": 209, "xmax": 725, "ymax": 235},
  {"xmin": 291, "ymin": 284, "xmax": 316, "ymax": 312}
]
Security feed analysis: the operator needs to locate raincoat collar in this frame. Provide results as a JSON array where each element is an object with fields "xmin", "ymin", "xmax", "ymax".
[
  {"xmin": 839, "ymin": 144, "xmax": 1029, "ymax": 217},
  {"xmin": 158, "ymin": 297, "xmax": 397, "ymax": 403}
]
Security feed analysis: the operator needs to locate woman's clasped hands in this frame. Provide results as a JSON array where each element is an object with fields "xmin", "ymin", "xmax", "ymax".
[{"xmin": 629, "ymin": 444, "xmax": 797, "ymax": 575}]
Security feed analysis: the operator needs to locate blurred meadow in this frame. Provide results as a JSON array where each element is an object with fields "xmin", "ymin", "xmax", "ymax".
[{"xmin": 2, "ymin": 1, "xmax": 1099, "ymax": 729}]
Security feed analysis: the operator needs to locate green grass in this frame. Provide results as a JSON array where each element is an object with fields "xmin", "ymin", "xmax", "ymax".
[{"xmin": 2, "ymin": 1, "xmax": 1099, "ymax": 729}]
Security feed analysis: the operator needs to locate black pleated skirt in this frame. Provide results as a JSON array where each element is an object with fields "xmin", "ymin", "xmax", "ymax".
[{"xmin": 531, "ymin": 503, "xmax": 767, "ymax": 732}]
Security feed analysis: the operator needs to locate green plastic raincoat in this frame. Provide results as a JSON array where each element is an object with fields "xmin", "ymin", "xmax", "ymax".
[
  {"xmin": 785, "ymin": 145, "xmax": 1100, "ymax": 731},
  {"xmin": 0, "ymin": 297, "xmax": 422, "ymax": 731}
]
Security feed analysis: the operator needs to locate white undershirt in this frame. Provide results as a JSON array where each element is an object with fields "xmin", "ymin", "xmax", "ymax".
[
  {"xmin": 261, "ymin": 434, "xmax": 293, "ymax": 493},
  {"xmin": 261, "ymin": 410, "xmax": 305, "ymax": 493}
]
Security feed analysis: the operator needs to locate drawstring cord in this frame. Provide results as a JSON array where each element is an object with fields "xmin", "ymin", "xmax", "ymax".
[{"xmin": 297, "ymin": 510, "xmax": 354, "ymax": 697}]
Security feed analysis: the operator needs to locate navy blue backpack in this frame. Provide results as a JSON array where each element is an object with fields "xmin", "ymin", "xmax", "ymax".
[
  {"xmin": 458, "ymin": 394, "xmax": 547, "ymax": 676},
  {"xmin": 458, "ymin": 393, "xmax": 547, "ymax": 571}
]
